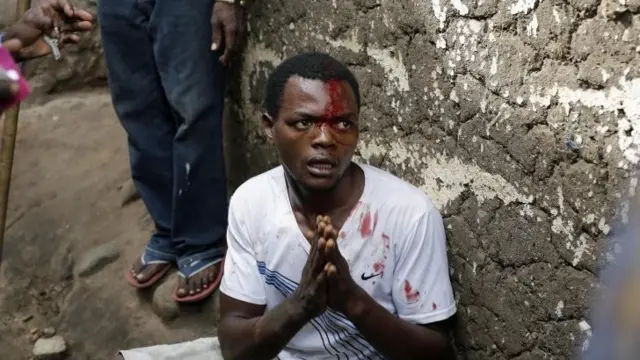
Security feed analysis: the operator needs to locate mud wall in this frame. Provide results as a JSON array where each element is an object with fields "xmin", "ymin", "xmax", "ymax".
[
  {"xmin": 3, "ymin": 0, "xmax": 640, "ymax": 358},
  {"xmin": 229, "ymin": 1, "xmax": 640, "ymax": 359}
]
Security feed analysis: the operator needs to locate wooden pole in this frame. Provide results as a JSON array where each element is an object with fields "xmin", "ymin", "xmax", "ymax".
[{"xmin": 0, "ymin": 0, "xmax": 32, "ymax": 268}]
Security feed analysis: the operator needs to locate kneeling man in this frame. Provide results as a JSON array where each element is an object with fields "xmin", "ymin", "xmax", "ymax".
[{"xmin": 118, "ymin": 52, "xmax": 457, "ymax": 360}]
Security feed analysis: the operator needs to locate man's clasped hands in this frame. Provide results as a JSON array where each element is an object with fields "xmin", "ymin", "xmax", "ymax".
[{"xmin": 294, "ymin": 215, "xmax": 367, "ymax": 320}]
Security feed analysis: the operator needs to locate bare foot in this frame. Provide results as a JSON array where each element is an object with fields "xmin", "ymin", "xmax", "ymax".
[
  {"xmin": 175, "ymin": 263, "xmax": 221, "ymax": 298},
  {"xmin": 130, "ymin": 257, "xmax": 168, "ymax": 284}
]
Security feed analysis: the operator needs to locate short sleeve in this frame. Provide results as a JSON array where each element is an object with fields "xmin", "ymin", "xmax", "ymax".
[
  {"xmin": 219, "ymin": 195, "xmax": 267, "ymax": 305},
  {"xmin": 392, "ymin": 207, "xmax": 456, "ymax": 324}
]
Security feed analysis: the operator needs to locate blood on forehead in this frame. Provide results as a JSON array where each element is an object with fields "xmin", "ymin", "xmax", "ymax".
[
  {"xmin": 322, "ymin": 79, "xmax": 348, "ymax": 119},
  {"xmin": 304, "ymin": 78, "xmax": 357, "ymax": 146}
]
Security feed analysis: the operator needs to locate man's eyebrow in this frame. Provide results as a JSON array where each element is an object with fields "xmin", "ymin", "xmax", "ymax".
[{"xmin": 292, "ymin": 111, "xmax": 356, "ymax": 118}]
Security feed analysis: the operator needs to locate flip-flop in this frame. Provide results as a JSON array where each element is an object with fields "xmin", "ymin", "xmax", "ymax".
[
  {"xmin": 125, "ymin": 246, "xmax": 176, "ymax": 289},
  {"xmin": 172, "ymin": 250, "xmax": 225, "ymax": 303}
]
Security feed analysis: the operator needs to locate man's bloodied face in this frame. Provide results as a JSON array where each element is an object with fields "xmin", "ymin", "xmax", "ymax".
[{"xmin": 265, "ymin": 76, "xmax": 359, "ymax": 191}]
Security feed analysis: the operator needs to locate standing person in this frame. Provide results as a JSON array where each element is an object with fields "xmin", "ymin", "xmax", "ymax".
[{"xmin": 97, "ymin": 0, "xmax": 245, "ymax": 302}]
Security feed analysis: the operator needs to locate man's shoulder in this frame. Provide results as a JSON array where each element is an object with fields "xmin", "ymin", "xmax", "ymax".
[
  {"xmin": 362, "ymin": 164, "xmax": 437, "ymax": 214},
  {"xmin": 229, "ymin": 166, "xmax": 285, "ymax": 210}
]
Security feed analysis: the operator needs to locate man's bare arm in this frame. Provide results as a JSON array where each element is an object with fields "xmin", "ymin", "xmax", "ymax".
[
  {"xmin": 218, "ymin": 294, "xmax": 311, "ymax": 360},
  {"xmin": 346, "ymin": 287, "xmax": 455, "ymax": 360}
]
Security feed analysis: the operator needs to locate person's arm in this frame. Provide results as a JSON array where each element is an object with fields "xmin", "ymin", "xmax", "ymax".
[
  {"xmin": 218, "ymin": 196, "xmax": 330, "ymax": 360},
  {"xmin": 327, "ymin": 207, "xmax": 457, "ymax": 359},
  {"xmin": 219, "ymin": 294, "xmax": 311, "ymax": 360},
  {"xmin": 344, "ymin": 289, "xmax": 455, "ymax": 360}
]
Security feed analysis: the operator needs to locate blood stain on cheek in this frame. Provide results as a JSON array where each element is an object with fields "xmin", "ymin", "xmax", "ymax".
[{"xmin": 403, "ymin": 280, "xmax": 420, "ymax": 304}]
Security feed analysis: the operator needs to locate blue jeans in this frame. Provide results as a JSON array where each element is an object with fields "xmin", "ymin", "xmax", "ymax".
[{"xmin": 98, "ymin": 0, "xmax": 227, "ymax": 259}]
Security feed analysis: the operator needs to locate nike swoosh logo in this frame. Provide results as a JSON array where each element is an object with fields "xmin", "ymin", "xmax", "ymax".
[{"xmin": 361, "ymin": 272, "xmax": 383, "ymax": 281}]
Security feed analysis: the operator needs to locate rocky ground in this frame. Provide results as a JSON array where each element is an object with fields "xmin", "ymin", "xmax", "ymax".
[{"xmin": 0, "ymin": 90, "xmax": 221, "ymax": 360}]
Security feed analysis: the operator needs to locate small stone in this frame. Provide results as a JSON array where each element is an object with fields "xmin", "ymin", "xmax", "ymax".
[
  {"xmin": 42, "ymin": 327, "xmax": 56, "ymax": 338},
  {"xmin": 22, "ymin": 314, "xmax": 34, "ymax": 322},
  {"xmin": 152, "ymin": 277, "xmax": 180, "ymax": 322},
  {"xmin": 33, "ymin": 335, "xmax": 67, "ymax": 359},
  {"xmin": 119, "ymin": 179, "xmax": 140, "ymax": 207},
  {"xmin": 30, "ymin": 328, "xmax": 40, "ymax": 335},
  {"xmin": 30, "ymin": 333, "xmax": 40, "ymax": 342},
  {"xmin": 74, "ymin": 242, "xmax": 120, "ymax": 278}
]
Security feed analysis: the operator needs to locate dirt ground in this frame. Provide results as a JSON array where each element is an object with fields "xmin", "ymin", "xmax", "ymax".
[{"xmin": 0, "ymin": 90, "xmax": 221, "ymax": 360}]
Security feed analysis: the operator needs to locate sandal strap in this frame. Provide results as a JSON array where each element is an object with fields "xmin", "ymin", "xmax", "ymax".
[
  {"xmin": 177, "ymin": 248, "xmax": 226, "ymax": 279},
  {"xmin": 141, "ymin": 246, "xmax": 177, "ymax": 265}
]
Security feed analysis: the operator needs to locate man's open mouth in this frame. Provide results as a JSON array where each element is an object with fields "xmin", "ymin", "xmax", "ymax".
[{"xmin": 306, "ymin": 158, "xmax": 337, "ymax": 177}]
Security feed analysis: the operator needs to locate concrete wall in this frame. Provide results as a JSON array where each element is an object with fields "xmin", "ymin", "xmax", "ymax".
[
  {"xmin": 230, "ymin": 1, "xmax": 640, "ymax": 359},
  {"xmin": 5, "ymin": 0, "xmax": 640, "ymax": 358}
]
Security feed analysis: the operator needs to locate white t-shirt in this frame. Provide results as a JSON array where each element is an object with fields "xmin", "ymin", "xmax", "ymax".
[{"xmin": 220, "ymin": 164, "xmax": 456, "ymax": 360}]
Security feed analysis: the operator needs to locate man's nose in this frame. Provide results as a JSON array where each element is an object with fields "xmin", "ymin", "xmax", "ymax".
[{"xmin": 311, "ymin": 123, "xmax": 336, "ymax": 147}]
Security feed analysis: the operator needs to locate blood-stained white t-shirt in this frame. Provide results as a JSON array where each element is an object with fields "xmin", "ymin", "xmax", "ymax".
[{"xmin": 220, "ymin": 164, "xmax": 456, "ymax": 360}]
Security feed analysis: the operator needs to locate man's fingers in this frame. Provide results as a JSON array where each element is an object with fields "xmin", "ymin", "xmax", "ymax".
[
  {"xmin": 60, "ymin": 33, "xmax": 80, "ymax": 46},
  {"xmin": 304, "ymin": 230, "xmax": 314, "ymax": 242},
  {"xmin": 219, "ymin": 22, "xmax": 237, "ymax": 65},
  {"xmin": 44, "ymin": 0, "xmax": 73, "ymax": 17},
  {"xmin": 61, "ymin": 20, "xmax": 93, "ymax": 32},
  {"xmin": 23, "ymin": 9, "xmax": 55, "ymax": 34},
  {"xmin": 211, "ymin": 16, "xmax": 223, "ymax": 51},
  {"xmin": 325, "ymin": 238, "xmax": 336, "ymax": 258},
  {"xmin": 325, "ymin": 224, "xmax": 337, "ymax": 241},
  {"xmin": 311, "ymin": 237, "xmax": 327, "ymax": 274},
  {"xmin": 72, "ymin": 9, "xmax": 94, "ymax": 22},
  {"xmin": 47, "ymin": 0, "xmax": 94, "ymax": 22},
  {"xmin": 324, "ymin": 239, "xmax": 339, "ymax": 262},
  {"xmin": 324, "ymin": 262, "xmax": 337, "ymax": 277},
  {"xmin": 316, "ymin": 267, "xmax": 328, "ymax": 284},
  {"xmin": 317, "ymin": 221, "xmax": 327, "ymax": 238},
  {"xmin": 17, "ymin": 38, "xmax": 53, "ymax": 59},
  {"xmin": 306, "ymin": 229, "xmax": 318, "ymax": 259}
]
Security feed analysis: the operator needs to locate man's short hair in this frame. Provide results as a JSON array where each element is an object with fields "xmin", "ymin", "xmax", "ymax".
[{"xmin": 264, "ymin": 52, "xmax": 361, "ymax": 119}]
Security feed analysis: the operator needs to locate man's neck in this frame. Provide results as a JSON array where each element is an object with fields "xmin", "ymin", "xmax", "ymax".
[{"xmin": 286, "ymin": 163, "xmax": 363, "ymax": 216}]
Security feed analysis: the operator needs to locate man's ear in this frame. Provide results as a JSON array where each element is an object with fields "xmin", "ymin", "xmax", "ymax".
[{"xmin": 262, "ymin": 112, "xmax": 275, "ymax": 143}]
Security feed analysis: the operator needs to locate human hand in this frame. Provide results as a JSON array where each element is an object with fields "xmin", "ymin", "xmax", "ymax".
[
  {"xmin": 2, "ymin": 0, "xmax": 94, "ymax": 57},
  {"xmin": 320, "ymin": 215, "xmax": 364, "ymax": 316},
  {"xmin": 291, "ymin": 215, "xmax": 332, "ymax": 320},
  {"xmin": 210, "ymin": 1, "xmax": 246, "ymax": 66}
]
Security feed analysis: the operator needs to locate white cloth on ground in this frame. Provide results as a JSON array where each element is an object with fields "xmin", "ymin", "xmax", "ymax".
[{"xmin": 119, "ymin": 337, "xmax": 222, "ymax": 360}]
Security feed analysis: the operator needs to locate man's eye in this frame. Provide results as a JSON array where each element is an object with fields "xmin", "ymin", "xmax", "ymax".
[
  {"xmin": 335, "ymin": 120, "xmax": 352, "ymax": 130},
  {"xmin": 293, "ymin": 120, "xmax": 312, "ymax": 130}
]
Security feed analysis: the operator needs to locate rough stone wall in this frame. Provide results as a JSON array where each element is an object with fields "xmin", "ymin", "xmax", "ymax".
[{"xmin": 230, "ymin": 0, "xmax": 640, "ymax": 359}]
